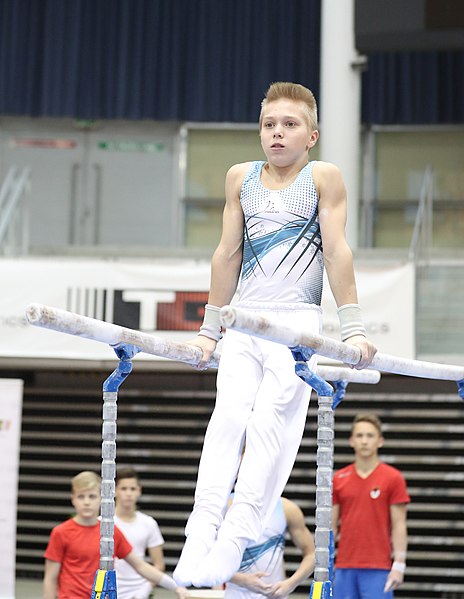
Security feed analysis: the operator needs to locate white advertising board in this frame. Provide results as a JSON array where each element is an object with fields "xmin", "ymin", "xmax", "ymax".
[
  {"xmin": 0, "ymin": 258, "xmax": 414, "ymax": 362},
  {"xmin": 0, "ymin": 379, "xmax": 23, "ymax": 599}
]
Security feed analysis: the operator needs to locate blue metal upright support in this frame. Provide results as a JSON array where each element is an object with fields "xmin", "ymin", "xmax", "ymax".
[
  {"xmin": 91, "ymin": 343, "xmax": 141, "ymax": 599},
  {"xmin": 332, "ymin": 380, "xmax": 348, "ymax": 410},
  {"xmin": 292, "ymin": 347, "xmax": 334, "ymax": 599},
  {"xmin": 457, "ymin": 379, "xmax": 464, "ymax": 401}
]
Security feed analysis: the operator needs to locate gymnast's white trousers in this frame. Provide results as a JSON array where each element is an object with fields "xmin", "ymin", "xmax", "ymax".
[{"xmin": 185, "ymin": 305, "xmax": 322, "ymax": 551}]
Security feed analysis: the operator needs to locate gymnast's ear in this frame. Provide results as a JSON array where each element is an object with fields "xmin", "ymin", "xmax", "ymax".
[{"xmin": 306, "ymin": 129, "xmax": 319, "ymax": 151}]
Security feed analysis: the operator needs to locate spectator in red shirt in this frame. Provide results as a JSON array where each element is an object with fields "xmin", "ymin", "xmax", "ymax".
[
  {"xmin": 332, "ymin": 413, "xmax": 410, "ymax": 598},
  {"xmin": 43, "ymin": 471, "xmax": 183, "ymax": 599}
]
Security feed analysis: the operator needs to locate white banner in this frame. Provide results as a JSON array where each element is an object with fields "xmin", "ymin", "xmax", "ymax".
[
  {"xmin": 322, "ymin": 261, "xmax": 415, "ymax": 360},
  {"xmin": 0, "ymin": 258, "xmax": 414, "ymax": 361},
  {"xmin": 0, "ymin": 379, "xmax": 23, "ymax": 599}
]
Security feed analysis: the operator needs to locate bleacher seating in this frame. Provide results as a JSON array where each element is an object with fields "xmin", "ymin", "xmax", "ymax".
[{"xmin": 11, "ymin": 367, "xmax": 464, "ymax": 598}]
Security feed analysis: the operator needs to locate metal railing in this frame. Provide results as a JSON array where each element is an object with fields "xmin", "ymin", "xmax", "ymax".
[
  {"xmin": 408, "ymin": 165, "xmax": 434, "ymax": 261},
  {"xmin": 0, "ymin": 166, "xmax": 31, "ymax": 255}
]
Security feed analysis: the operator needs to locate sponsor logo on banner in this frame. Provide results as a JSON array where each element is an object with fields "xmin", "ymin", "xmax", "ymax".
[
  {"xmin": 0, "ymin": 258, "xmax": 415, "ymax": 360},
  {"xmin": 65, "ymin": 288, "xmax": 209, "ymax": 332}
]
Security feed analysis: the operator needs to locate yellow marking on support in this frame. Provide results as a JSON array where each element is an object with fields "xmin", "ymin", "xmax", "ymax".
[
  {"xmin": 94, "ymin": 569, "xmax": 107, "ymax": 593},
  {"xmin": 312, "ymin": 581, "xmax": 323, "ymax": 599}
]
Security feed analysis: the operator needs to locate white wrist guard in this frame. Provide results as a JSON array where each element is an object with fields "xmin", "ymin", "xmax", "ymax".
[
  {"xmin": 159, "ymin": 573, "xmax": 177, "ymax": 591},
  {"xmin": 337, "ymin": 303, "xmax": 367, "ymax": 341},
  {"xmin": 391, "ymin": 561, "xmax": 406, "ymax": 573},
  {"xmin": 198, "ymin": 304, "xmax": 223, "ymax": 341}
]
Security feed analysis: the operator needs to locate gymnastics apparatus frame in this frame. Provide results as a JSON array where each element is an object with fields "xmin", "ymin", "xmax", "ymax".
[{"xmin": 26, "ymin": 303, "xmax": 464, "ymax": 599}]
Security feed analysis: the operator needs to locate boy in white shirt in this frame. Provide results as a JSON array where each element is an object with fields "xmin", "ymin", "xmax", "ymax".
[{"xmin": 114, "ymin": 467, "xmax": 166, "ymax": 599}]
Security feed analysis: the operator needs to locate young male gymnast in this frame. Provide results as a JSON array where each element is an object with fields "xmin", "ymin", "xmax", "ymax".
[
  {"xmin": 43, "ymin": 471, "xmax": 182, "ymax": 599},
  {"xmin": 173, "ymin": 81, "xmax": 377, "ymax": 588},
  {"xmin": 114, "ymin": 467, "xmax": 166, "ymax": 599},
  {"xmin": 332, "ymin": 413, "xmax": 409, "ymax": 598},
  {"xmin": 224, "ymin": 496, "xmax": 315, "ymax": 599}
]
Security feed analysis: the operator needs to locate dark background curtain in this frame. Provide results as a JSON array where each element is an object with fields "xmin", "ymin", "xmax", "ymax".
[
  {"xmin": 0, "ymin": 0, "xmax": 463, "ymax": 124},
  {"xmin": 362, "ymin": 51, "xmax": 464, "ymax": 124},
  {"xmin": 0, "ymin": 0, "xmax": 321, "ymax": 122}
]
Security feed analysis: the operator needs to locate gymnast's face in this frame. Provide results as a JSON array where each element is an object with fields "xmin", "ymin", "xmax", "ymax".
[
  {"xmin": 115, "ymin": 477, "xmax": 141, "ymax": 509},
  {"xmin": 71, "ymin": 485, "xmax": 101, "ymax": 523},
  {"xmin": 260, "ymin": 98, "xmax": 318, "ymax": 167},
  {"xmin": 350, "ymin": 421, "xmax": 384, "ymax": 458}
]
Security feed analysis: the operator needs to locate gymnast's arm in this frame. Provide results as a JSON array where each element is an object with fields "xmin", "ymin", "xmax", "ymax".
[
  {"xmin": 148, "ymin": 544, "xmax": 166, "ymax": 572},
  {"xmin": 124, "ymin": 552, "xmax": 185, "ymax": 597},
  {"xmin": 208, "ymin": 163, "xmax": 247, "ymax": 309},
  {"xmin": 384, "ymin": 503, "xmax": 408, "ymax": 592},
  {"xmin": 228, "ymin": 571, "xmax": 274, "ymax": 594},
  {"xmin": 267, "ymin": 499, "xmax": 315, "ymax": 598},
  {"xmin": 187, "ymin": 163, "xmax": 247, "ymax": 368},
  {"xmin": 331, "ymin": 503, "xmax": 340, "ymax": 541},
  {"xmin": 314, "ymin": 161, "xmax": 377, "ymax": 369},
  {"xmin": 43, "ymin": 559, "xmax": 60, "ymax": 599}
]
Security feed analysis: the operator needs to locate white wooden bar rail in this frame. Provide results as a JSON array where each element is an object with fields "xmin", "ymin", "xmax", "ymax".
[
  {"xmin": 25, "ymin": 303, "xmax": 380, "ymax": 384},
  {"xmin": 220, "ymin": 305, "xmax": 464, "ymax": 382}
]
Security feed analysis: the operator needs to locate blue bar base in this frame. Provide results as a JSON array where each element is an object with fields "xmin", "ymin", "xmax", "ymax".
[
  {"xmin": 91, "ymin": 569, "xmax": 117, "ymax": 598},
  {"xmin": 309, "ymin": 580, "xmax": 333, "ymax": 599}
]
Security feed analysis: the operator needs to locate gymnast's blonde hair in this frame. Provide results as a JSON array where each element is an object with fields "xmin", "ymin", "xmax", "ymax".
[
  {"xmin": 71, "ymin": 470, "xmax": 101, "ymax": 492},
  {"xmin": 259, "ymin": 81, "xmax": 318, "ymax": 131}
]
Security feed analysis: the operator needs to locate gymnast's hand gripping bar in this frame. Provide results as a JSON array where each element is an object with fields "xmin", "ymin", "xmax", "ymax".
[
  {"xmin": 25, "ymin": 303, "xmax": 380, "ymax": 384},
  {"xmin": 26, "ymin": 302, "xmax": 221, "ymax": 367},
  {"xmin": 220, "ymin": 305, "xmax": 464, "ymax": 383}
]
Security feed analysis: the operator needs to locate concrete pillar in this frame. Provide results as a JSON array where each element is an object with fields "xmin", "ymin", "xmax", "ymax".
[{"xmin": 319, "ymin": 0, "xmax": 365, "ymax": 248}]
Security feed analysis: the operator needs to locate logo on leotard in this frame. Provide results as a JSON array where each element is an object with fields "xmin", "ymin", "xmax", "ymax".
[
  {"xmin": 264, "ymin": 191, "xmax": 283, "ymax": 213},
  {"xmin": 370, "ymin": 488, "xmax": 381, "ymax": 499}
]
